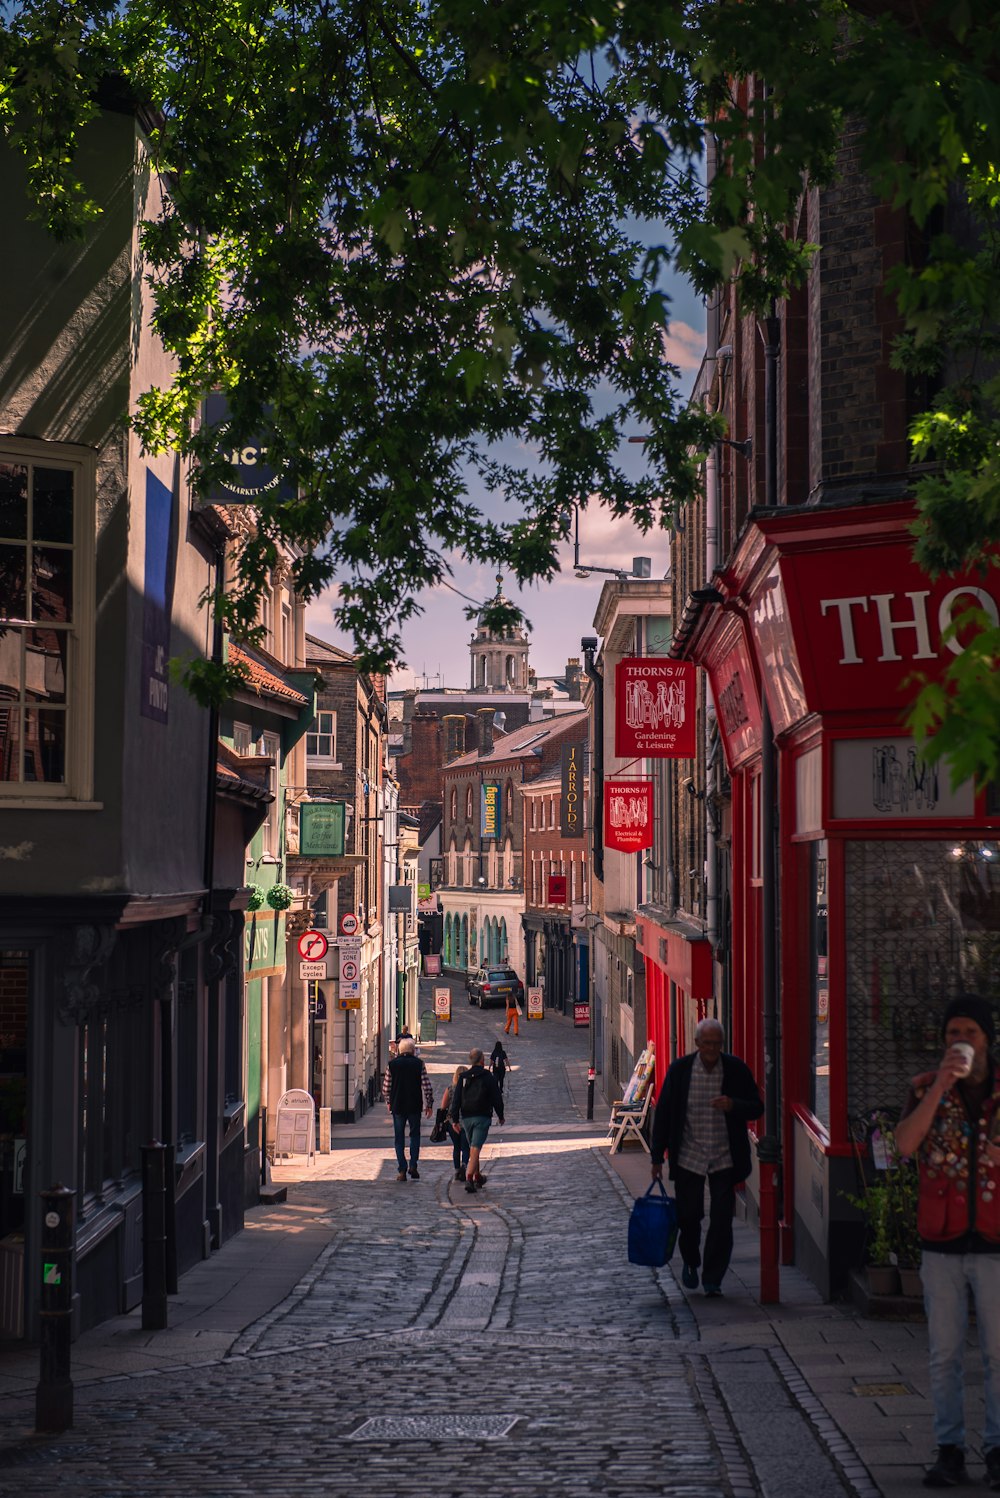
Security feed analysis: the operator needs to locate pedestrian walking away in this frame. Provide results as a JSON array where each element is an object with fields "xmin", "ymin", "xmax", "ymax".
[
  {"xmin": 490, "ymin": 1039, "xmax": 509, "ymax": 1092},
  {"xmin": 450, "ymin": 1047, "xmax": 505, "ymax": 1193},
  {"xmin": 382, "ymin": 1036, "xmax": 434, "ymax": 1181},
  {"xmin": 440, "ymin": 1064, "xmax": 472, "ymax": 1181},
  {"xmin": 650, "ymin": 1017, "xmax": 763, "ymax": 1296},
  {"xmin": 894, "ymin": 994, "xmax": 1000, "ymax": 1491},
  {"xmin": 504, "ymin": 994, "xmax": 520, "ymax": 1036}
]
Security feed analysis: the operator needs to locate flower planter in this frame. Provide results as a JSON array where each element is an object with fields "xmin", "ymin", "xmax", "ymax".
[
  {"xmin": 866, "ymin": 1264, "xmax": 900, "ymax": 1296},
  {"xmin": 898, "ymin": 1267, "xmax": 923, "ymax": 1299}
]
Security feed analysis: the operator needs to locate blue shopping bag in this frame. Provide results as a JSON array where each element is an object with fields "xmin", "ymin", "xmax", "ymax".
[{"xmin": 628, "ymin": 1179, "xmax": 678, "ymax": 1267}]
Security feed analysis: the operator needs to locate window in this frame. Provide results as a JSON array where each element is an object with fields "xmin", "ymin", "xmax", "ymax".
[
  {"xmin": 262, "ymin": 730, "xmax": 280, "ymax": 854},
  {"xmin": 505, "ymin": 782, "xmax": 513, "ymax": 820},
  {"xmin": 466, "ymin": 785, "xmax": 473, "ymax": 819},
  {"xmin": 531, "ymin": 798, "xmax": 537, "ymax": 828},
  {"xmin": 0, "ymin": 444, "xmax": 95, "ymax": 799},
  {"xmin": 233, "ymin": 721, "xmax": 252, "ymax": 755},
  {"xmin": 307, "ymin": 709, "xmax": 337, "ymax": 761},
  {"xmin": 280, "ymin": 596, "xmax": 292, "ymax": 664},
  {"xmin": 450, "ymin": 788, "xmax": 457, "ymax": 821}
]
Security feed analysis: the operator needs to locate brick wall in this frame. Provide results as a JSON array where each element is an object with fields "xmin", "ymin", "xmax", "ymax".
[{"xmin": 0, "ymin": 957, "xmax": 28, "ymax": 1051}]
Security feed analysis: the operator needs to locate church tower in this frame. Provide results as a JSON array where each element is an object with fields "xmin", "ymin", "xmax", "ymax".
[{"xmin": 469, "ymin": 575, "xmax": 530, "ymax": 692}]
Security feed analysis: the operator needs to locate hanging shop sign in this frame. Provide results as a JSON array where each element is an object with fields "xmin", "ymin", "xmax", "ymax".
[
  {"xmin": 573, "ymin": 1001, "xmax": 590, "ymax": 1028},
  {"xmin": 481, "ymin": 781, "xmax": 502, "ymax": 839},
  {"xmin": 560, "ymin": 742, "xmax": 584, "ymax": 837},
  {"xmin": 615, "ymin": 659, "xmax": 696, "ymax": 758},
  {"xmin": 547, "ymin": 874, "xmax": 568, "ymax": 906},
  {"xmin": 202, "ymin": 392, "xmax": 296, "ymax": 506},
  {"xmin": 604, "ymin": 780, "xmax": 654, "ymax": 853},
  {"xmin": 299, "ymin": 801, "xmax": 346, "ymax": 857}
]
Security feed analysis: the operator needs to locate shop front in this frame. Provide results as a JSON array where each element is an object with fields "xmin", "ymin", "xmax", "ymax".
[{"xmin": 681, "ymin": 499, "xmax": 1000, "ymax": 1298}]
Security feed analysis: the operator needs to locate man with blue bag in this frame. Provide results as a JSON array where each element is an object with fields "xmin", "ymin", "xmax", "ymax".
[{"xmin": 650, "ymin": 1018, "xmax": 763, "ymax": 1297}]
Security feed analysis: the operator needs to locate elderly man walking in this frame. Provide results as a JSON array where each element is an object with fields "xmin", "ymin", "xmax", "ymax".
[
  {"xmin": 382, "ymin": 1036, "xmax": 434, "ymax": 1181},
  {"xmin": 650, "ymin": 1018, "xmax": 763, "ymax": 1296}
]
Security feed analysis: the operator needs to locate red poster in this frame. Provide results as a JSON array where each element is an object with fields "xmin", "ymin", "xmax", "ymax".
[
  {"xmin": 548, "ymin": 874, "xmax": 568, "ymax": 905},
  {"xmin": 615, "ymin": 659, "xmax": 696, "ymax": 758},
  {"xmin": 604, "ymin": 779, "xmax": 654, "ymax": 852}
]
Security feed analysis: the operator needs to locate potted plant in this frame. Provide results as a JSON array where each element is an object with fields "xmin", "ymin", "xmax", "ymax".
[
  {"xmin": 881, "ymin": 1123, "xmax": 922, "ymax": 1298},
  {"xmin": 266, "ymin": 882, "xmax": 294, "ymax": 911},
  {"xmin": 845, "ymin": 1179, "xmax": 900, "ymax": 1295}
]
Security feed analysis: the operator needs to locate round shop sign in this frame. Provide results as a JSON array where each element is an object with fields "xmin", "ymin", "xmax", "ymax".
[
  {"xmin": 341, "ymin": 958, "xmax": 359, "ymax": 981},
  {"xmin": 45, "ymin": 1211, "xmax": 60, "ymax": 1230},
  {"xmin": 340, "ymin": 912, "xmax": 360, "ymax": 937}
]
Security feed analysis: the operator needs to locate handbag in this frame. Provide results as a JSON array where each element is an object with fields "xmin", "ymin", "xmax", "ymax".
[
  {"xmin": 627, "ymin": 1179, "xmax": 678, "ymax": 1267},
  {"xmin": 429, "ymin": 1107, "xmax": 450, "ymax": 1144}
]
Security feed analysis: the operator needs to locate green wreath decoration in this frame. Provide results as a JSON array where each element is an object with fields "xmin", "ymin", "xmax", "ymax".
[{"xmin": 266, "ymin": 882, "xmax": 294, "ymax": 911}]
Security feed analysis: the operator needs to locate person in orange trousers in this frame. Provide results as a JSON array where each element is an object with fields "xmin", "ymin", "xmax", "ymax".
[{"xmin": 504, "ymin": 996, "xmax": 519, "ymax": 1035}]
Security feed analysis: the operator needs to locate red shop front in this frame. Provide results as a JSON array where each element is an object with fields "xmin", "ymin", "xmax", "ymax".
[{"xmin": 681, "ymin": 499, "xmax": 1000, "ymax": 1299}]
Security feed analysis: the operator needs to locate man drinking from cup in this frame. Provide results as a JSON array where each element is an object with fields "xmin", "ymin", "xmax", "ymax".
[{"xmin": 896, "ymin": 995, "xmax": 1000, "ymax": 1489}]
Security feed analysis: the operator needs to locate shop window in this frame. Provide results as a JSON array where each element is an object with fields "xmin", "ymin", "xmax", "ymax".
[
  {"xmin": 809, "ymin": 840, "xmax": 830, "ymax": 1130},
  {"xmin": 0, "ymin": 445, "xmax": 95, "ymax": 801},
  {"xmin": 843, "ymin": 839, "xmax": 1000, "ymax": 1125}
]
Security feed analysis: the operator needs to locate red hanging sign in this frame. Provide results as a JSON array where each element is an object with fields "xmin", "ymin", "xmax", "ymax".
[
  {"xmin": 604, "ymin": 779, "xmax": 654, "ymax": 853},
  {"xmin": 547, "ymin": 874, "xmax": 568, "ymax": 905},
  {"xmin": 615, "ymin": 658, "xmax": 696, "ymax": 758}
]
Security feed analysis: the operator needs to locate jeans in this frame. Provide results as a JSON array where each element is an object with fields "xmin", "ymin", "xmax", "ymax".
[
  {"xmin": 449, "ymin": 1123, "xmax": 470, "ymax": 1172},
  {"xmin": 921, "ymin": 1251, "xmax": 1000, "ymax": 1450},
  {"xmin": 672, "ymin": 1166, "xmax": 737, "ymax": 1286},
  {"xmin": 393, "ymin": 1112, "xmax": 422, "ymax": 1173}
]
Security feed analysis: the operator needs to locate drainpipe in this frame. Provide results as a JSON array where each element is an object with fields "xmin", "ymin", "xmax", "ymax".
[
  {"xmin": 704, "ymin": 130, "xmax": 722, "ymax": 965},
  {"xmin": 582, "ymin": 636, "xmax": 603, "ymax": 1119},
  {"xmin": 758, "ymin": 300, "xmax": 782, "ymax": 1304}
]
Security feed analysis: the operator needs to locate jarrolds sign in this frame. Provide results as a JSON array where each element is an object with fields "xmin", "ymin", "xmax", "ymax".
[{"xmin": 755, "ymin": 522, "xmax": 1000, "ymax": 722}]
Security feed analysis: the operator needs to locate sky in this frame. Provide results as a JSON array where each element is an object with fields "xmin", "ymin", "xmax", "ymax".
[{"xmin": 304, "ymin": 297, "xmax": 706, "ymax": 691}]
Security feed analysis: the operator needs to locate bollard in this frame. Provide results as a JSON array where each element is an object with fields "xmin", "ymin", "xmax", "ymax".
[
  {"xmin": 36, "ymin": 1183, "xmax": 75, "ymax": 1433},
  {"xmin": 141, "ymin": 1142, "xmax": 169, "ymax": 1330},
  {"xmin": 586, "ymin": 1067, "xmax": 595, "ymax": 1122}
]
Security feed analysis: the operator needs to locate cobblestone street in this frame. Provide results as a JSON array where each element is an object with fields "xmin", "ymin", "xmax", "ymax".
[{"xmin": 0, "ymin": 986, "xmax": 936, "ymax": 1496}]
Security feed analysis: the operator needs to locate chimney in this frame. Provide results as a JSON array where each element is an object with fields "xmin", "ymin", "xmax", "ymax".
[
  {"xmin": 477, "ymin": 706, "xmax": 495, "ymax": 756},
  {"xmin": 443, "ymin": 714, "xmax": 466, "ymax": 763},
  {"xmin": 565, "ymin": 657, "xmax": 582, "ymax": 701}
]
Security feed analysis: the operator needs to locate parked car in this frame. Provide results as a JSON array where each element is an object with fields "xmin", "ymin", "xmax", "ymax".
[{"xmin": 466, "ymin": 966, "xmax": 525, "ymax": 1009}]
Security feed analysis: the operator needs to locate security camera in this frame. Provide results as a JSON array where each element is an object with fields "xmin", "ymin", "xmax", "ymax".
[{"xmin": 680, "ymin": 775, "xmax": 694, "ymax": 790}]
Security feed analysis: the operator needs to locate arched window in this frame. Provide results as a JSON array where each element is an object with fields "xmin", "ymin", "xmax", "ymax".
[
  {"xmin": 466, "ymin": 785, "xmax": 473, "ymax": 819},
  {"xmin": 506, "ymin": 654, "xmax": 515, "ymax": 682},
  {"xmin": 460, "ymin": 914, "xmax": 469, "ymax": 969},
  {"xmin": 503, "ymin": 839, "xmax": 513, "ymax": 886},
  {"xmin": 488, "ymin": 844, "xmax": 498, "ymax": 886},
  {"xmin": 450, "ymin": 787, "xmax": 457, "ymax": 821},
  {"xmin": 500, "ymin": 918, "xmax": 508, "ymax": 962},
  {"xmin": 444, "ymin": 913, "xmax": 453, "ymax": 965},
  {"xmin": 530, "ymin": 798, "xmax": 537, "ymax": 828},
  {"xmin": 448, "ymin": 839, "xmax": 457, "ymax": 885},
  {"xmin": 505, "ymin": 782, "xmax": 513, "ymax": 819},
  {"xmin": 463, "ymin": 839, "xmax": 474, "ymax": 886}
]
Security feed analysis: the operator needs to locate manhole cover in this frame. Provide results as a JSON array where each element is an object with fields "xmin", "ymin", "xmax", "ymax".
[
  {"xmin": 852, "ymin": 1382, "xmax": 912, "ymax": 1398},
  {"xmin": 349, "ymin": 1415, "xmax": 518, "ymax": 1441}
]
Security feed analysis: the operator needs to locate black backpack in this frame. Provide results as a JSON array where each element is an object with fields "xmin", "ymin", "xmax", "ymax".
[{"xmin": 461, "ymin": 1070, "xmax": 490, "ymax": 1116}]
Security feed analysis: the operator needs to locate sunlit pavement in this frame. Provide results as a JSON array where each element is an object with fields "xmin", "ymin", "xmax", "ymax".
[{"xmin": 0, "ymin": 978, "xmax": 973, "ymax": 1496}]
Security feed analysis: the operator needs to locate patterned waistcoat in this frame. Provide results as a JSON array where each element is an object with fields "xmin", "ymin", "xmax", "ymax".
[{"xmin": 914, "ymin": 1068, "xmax": 1000, "ymax": 1244}]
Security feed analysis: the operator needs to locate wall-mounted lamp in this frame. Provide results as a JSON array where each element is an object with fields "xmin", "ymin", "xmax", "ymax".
[
  {"xmin": 719, "ymin": 436, "xmax": 753, "ymax": 460},
  {"xmin": 680, "ymin": 778, "xmax": 721, "ymax": 838}
]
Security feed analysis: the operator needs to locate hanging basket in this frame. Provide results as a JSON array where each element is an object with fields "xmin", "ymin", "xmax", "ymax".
[
  {"xmin": 246, "ymin": 883, "xmax": 265, "ymax": 912},
  {"xmin": 266, "ymin": 882, "xmax": 294, "ymax": 911}
]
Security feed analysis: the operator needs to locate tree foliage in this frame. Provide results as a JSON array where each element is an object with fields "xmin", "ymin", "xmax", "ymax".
[{"xmin": 3, "ymin": 0, "xmax": 1000, "ymax": 775}]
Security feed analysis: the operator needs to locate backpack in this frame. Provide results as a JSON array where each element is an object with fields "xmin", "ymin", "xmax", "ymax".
[{"xmin": 461, "ymin": 1070, "xmax": 490, "ymax": 1116}]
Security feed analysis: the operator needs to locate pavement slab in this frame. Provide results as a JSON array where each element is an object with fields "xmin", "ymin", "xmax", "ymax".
[{"xmin": 0, "ymin": 979, "xmax": 987, "ymax": 1495}]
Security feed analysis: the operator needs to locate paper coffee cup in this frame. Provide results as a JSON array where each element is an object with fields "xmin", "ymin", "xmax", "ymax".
[{"xmin": 951, "ymin": 1041, "xmax": 975, "ymax": 1076}]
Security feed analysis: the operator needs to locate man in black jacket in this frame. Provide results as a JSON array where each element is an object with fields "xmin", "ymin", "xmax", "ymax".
[
  {"xmin": 650, "ymin": 1018, "xmax": 763, "ymax": 1296},
  {"xmin": 450, "ymin": 1047, "xmax": 505, "ymax": 1194},
  {"xmin": 382, "ymin": 1037, "xmax": 434, "ymax": 1181}
]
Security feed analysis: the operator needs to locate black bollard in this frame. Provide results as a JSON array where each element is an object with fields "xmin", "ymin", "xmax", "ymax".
[
  {"xmin": 36, "ymin": 1183, "xmax": 75, "ymax": 1433},
  {"xmin": 141, "ymin": 1142, "xmax": 169, "ymax": 1331},
  {"xmin": 586, "ymin": 1066, "xmax": 595, "ymax": 1121}
]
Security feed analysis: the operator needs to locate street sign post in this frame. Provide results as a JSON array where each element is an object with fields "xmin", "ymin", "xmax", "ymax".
[
  {"xmin": 299, "ymin": 960, "xmax": 328, "ymax": 981},
  {"xmin": 527, "ymin": 987, "xmax": 543, "ymax": 1020},
  {"xmin": 340, "ymin": 912, "xmax": 360, "ymax": 937},
  {"xmin": 297, "ymin": 929, "xmax": 329, "ymax": 962},
  {"xmin": 433, "ymin": 986, "xmax": 451, "ymax": 1022}
]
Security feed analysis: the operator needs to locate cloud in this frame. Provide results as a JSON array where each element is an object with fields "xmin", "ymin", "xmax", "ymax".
[{"xmin": 661, "ymin": 320, "xmax": 705, "ymax": 372}]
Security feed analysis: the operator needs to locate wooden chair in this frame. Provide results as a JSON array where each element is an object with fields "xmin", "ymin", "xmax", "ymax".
[{"xmin": 607, "ymin": 1044, "xmax": 656, "ymax": 1154}]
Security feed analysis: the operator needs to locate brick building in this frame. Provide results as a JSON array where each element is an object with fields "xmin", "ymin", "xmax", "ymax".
[
  {"xmin": 436, "ymin": 708, "xmax": 587, "ymax": 982},
  {"xmin": 659, "ymin": 97, "xmax": 1000, "ymax": 1299},
  {"xmin": 521, "ymin": 761, "xmax": 589, "ymax": 1016}
]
